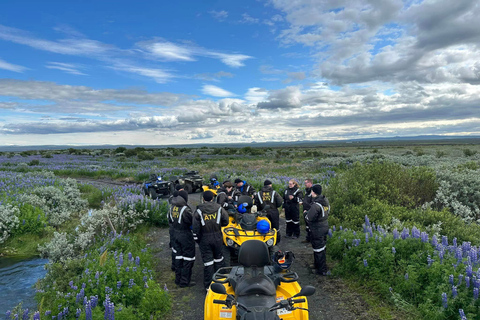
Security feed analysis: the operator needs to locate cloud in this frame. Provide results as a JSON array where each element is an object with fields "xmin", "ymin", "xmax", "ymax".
[
  {"xmin": 46, "ymin": 62, "xmax": 86, "ymax": 75},
  {"xmin": 209, "ymin": 10, "xmax": 228, "ymax": 21},
  {"xmin": 241, "ymin": 13, "xmax": 260, "ymax": 24},
  {"xmin": 0, "ymin": 24, "xmax": 113, "ymax": 56},
  {"xmin": 194, "ymin": 71, "xmax": 234, "ymax": 81},
  {"xmin": 245, "ymin": 87, "xmax": 268, "ymax": 104},
  {"xmin": 0, "ymin": 58, "xmax": 27, "ymax": 72},
  {"xmin": 202, "ymin": 85, "xmax": 235, "ymax": 97},
  {"xmin": 188, "ymin": 130, "xmax": 214, "ymax": 140},
  {"xmin": 138, "ymin": 39, "xmax": 252, "ymax": 67},
  {"xmin": 257, "ymin": 86, "xmax": 302, "ymax": 109},
  {"xmin": 109, "ymin": 62, "xmax": 175, "ymax": 84}
]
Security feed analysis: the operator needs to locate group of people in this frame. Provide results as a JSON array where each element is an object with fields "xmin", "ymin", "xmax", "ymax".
[{"xmin": 167, "ymin": 177, "xmax": 330, "ymax": 291}]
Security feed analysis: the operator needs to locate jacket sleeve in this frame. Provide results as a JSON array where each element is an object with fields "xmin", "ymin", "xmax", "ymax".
[
  {"xmin": 192, "ymin": 207, "xmax": 201, "ymax": 240},
  {"xmin": 167, "ymin": 206, "xmax": 174, "ymax": 225},
  {"xmin": 220, "ymin": 207, "xmax": 229, "ymax": 227},
  {"xmin": 306, "ymin": 205, "xmax": 319, "ymax": 222},
  {"xmin": 183, "ymin": 206, "xmax": 194, "ymax": 227},
  {"xmin": 296, "ymin": 190, "xmax": 304, "ymax": 203},
  {"xmin": 275, "ymin": 192, "xmax": 283, "ymax": 208}
]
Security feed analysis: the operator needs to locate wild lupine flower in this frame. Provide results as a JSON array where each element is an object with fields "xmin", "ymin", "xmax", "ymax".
[
  {"xmin": 442, "ymin": 236, "xmax": 449, "ymax": 247},
  {"xmin": 411, "ymin": 226, "xmax": 420, "ymax": 238},
  {"xmin": 69, "ymin": 281, "xmax": 74, "ymax": 288},
  {"xmin": 75, "ymin": 309, "xmax": 81, "ymax": 319},
  {"xmin": 128, "ymin": 279, "xmax": 135, "ymax": 288},
  {"xmin": 442, "ymin": 292, "xmax": 448, "ymax": 308},
  {"xmin": 401, "ymin": 228, "xmax": 409, "ymax": 240},
  {"xmin": 95, "ymin": 271, "xmax": 100, "ymax": 280},
  {"xmin": 22, "ymin": 309, "xmax": 29, "ymax": 320},
  {"xmin": 456, "ymin": 247, "xmax": 463, "ymax": 261},
  {"xmin": 459, "ymin": 309, "xmax": 467, "ymax": 320},
  {"xmin": 452, "ymin": 285, "xmax": 458, "ymax": 298},
  {"xmin": 392, "ymin": 247, "xmax": 396, "ymax": 254},
  {"xmin": 135, "ymin": 256, "xmax": 140, "ymax": 265},
  {"xmin": 125, "ymin": 267, "xmax": 129, "ymax": 272},
  {"xmin": 33, "ymin": 311, "xmax": 40, "ymax": 320},
  {"xmin": 458, "ymin": 274, "xmax": 463, "ymax": 286},
  {"xmin": 6, "ymin": 310, "xmax": 11, "ymax": 317},
  {"xmin": 420, "ymin": 232, "xmax": 428, "ymax": 243},
  {"xmin": 449, "ymin": 275, "xmax": 454, "ymax": 285},
  {"xmin": 405, "ymin": 273, "xmax": 409, "ymax": 281},
  {"xmin": 466, "ymin": 276, "xmax": 470, "ymax": 288},
  {"xmin": 117, "ymin": 281, "xmax": 122, "ymax": 289},
  {"xmin": 364, "ymin": 215, "xmax": 370, "ymax": 227},
  {"xmin": 128, "ymin": 252, "xmax": 133, "ymax": 261},
  {"xmin": 90, "ymin": 296, "xmax": 99, "ymax": 308},
  {"xmin": 332, "ymin": 226, "xmax": 336, "ymax": 231},
  {"xmin": 365, "ymin": 234, "xmax": 369, "ymax": 243},
  {"xmin": 453, "ymin": 238, "xmax": 457, "ymax": 247},
  {"xmin": 393, "ymin": 229, "xmax": 399, "ymax": 240},
  {"xmin": 427, "ymin": 255, "xmax": 434, "ymax": 266},
  {"xmin": 118, "ymin": 253, "xmax": 123, "ymax": 266},
  {"xmin": 85, "ymin": 301, "xmax": 92, "ymax": 320},
  {"xmin": 144, "ymin": 282, "xmax": 149, "ymax": 288},
  {"xmin": 164, "ymin": 283, "xmax": 168, "ymax": 291},
  {"xmin": 363, "ymin": 259, "xmax": 368, "ymax": 267},
  {"xmin": 474, "ymin": 288, "xmax": 479, "ymax": 300},
  {"xmin": 45, "ymin": 311, "xmax": 51, "ymax": 316}
]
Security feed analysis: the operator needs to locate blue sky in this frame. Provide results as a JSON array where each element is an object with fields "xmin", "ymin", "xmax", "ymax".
[{"xmin": 1, "ymin": 0, "xmax": 479, "ymax": 146}]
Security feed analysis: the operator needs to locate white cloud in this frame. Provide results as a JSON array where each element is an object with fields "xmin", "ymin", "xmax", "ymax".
[
  {"xmin": 209, "ymin": 10, "xmax": 228, "ymax": 21},
  {"xmin": 138, "ymin": 40, "xmax": 195, "ymax": 61},
  {"xmin": 46, "ymin": 62, "xmax": 86, "ymax": 75},
  {"xmin": 0, "ymin": 58, "xmax": 27, "ymax": 73},
  {"xmin": 241, "ymin": 13, "xmax": 260, "ymax": 24},
  {"xmin": 202, "ymin": 85, "xmax": 235, "ymax": 97},
  {"xmin": 245, "ymin": 87, "xmax": 268, "ymax": 104}
]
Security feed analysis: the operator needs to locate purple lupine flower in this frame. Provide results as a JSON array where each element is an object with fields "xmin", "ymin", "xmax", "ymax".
[
  {"xmin": 474, "ymin": 287, "xmax": 479, "ymax": 300},
  {"xmin": 13, "ymin": 314, "xmax": 18, "ymax": 320},
  {"xmin": 441, "ymin": 292, "xmax": 448, "ymax": 308},
  {"xmin": 117, "ymin": 281, "xmax": 122, "ymax": 289},
  {"xmin": 466, "ymin": 276, "xmax": 470, "ymax": 288},
  {"xmin": 392, "ymin": 247, "xmax": 396, "ymax": 254},
  {"xmin": 449, "ymin": 274, "xmax": 454, "ymax": 285},
  {"xmin": 332, "ymin": 226, "xmax": 336, "ymax": 231},
  {"xmin": 75, "ymin": 288, "xmax": 85, "ymax": 304},
  {"xmin": 453, "ymin": 237, "xmax": 457, "ymax": 247},
  {"xmin": 75, "ymin": 308, "xmax": 81, "ymax": 319},
  {"xmin": 90, "ymin": 296, "xmax": 99, "ymax": 308},
  {"xmin": 69, "ymin": 281, "xmax": 74, "ymax": 289},
  {"xmin": 363, "ymin": 259, "xmax": 368, "ymax": 267},
  {"xmin": 459, "ymin": 309, "xmax": 467, "ymax": 320},
  {"xmin": 6, "ymin": 310, "xmax": 11, "ymax": 318},
  {"xmin": 442, "ymin": 236, "xmax": 448, "ymax": 247},
  {"xmin": 421, "ymin": 232, "xmax": 428, "ymax": 243},
  {"xmin": 144, "ymin": 282, "xmax": 149, "ymax": 288},
  {"xmin": 85, "ymin": 301, "xmax": 92, "ymax": 320},
  {"xmin": 405, "ymin": 273, "xmax": 409, "ymax": 281},
  {"xmin": 128, "ymin": 252, "xmax": 133, "ymax": 261},
  {"xmin": 393, "ymin": 229, "xmax": 399, "ymax": 240},
  {"xmin": 82, "ymin": 283, "xmax": 86, "ymax": 289},
  {"xmin": 365, "ymin": 234, "xmax": 369, "ymax": 243},
  {"xmin": 364, "ymin": 215, "xmax": 370, "ymax": 227},
  {"xmin": 452, "ymin": 285, "xmax": 457, "ymax": 298},
  {"xmin": 466, "ymin": 265, "xmax": 473, "ymax": 278},
  {"xmin": 33, "ymin": 311, "xmax": 40, "ymax": 320},
  {"xmin": 456, "ymin": 247, "xmax": 463, "ymax": 261},
  {"xmin": 118, "ymin": 253, "xmax": 123, "ymax": 266},
  {"xmin": 45, "ymin": 311, "xmax": 51, "ymax": 316},
  {"xmin": 143, "ymin": 276, "xmax": 147, "ymax": 282},
  {"xmin": 95, "ymin": 271, "xmax": 100, "ymax": 280},
  {"xmin": 125, "ymin": 267, "xmax": 129, "ymax": 272},
  {"xmin": 431, "ymin": 235, "xmax": 438, "ymax": 246},
  {"xmin": 135, "ymin": 256, "xmax": 140, "ymax": 266},
  {"xmin": 164, "ymin": 283, "xmax": 168, "ymax": 291},
  {"xmin": 22, "ymin": 309, "xmax": 28, "ymax": 320},
  {"xmin": 458, "ymin": 274, "xmax": 463, "ymax": 286},
  {"xmin": 128, "ymin": 279, "xmax": 135, "ymax": 288}
]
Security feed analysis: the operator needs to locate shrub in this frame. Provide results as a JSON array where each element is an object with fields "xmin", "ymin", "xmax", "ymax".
[
  {"xmin": 28, "ymin": 159, "xmax": 40, "ymax": 166},
  {"xmin": 137, "ymin": 151, "xmax": 155, "ymax": 161},
  {"xmin": 463, "ymin": 148, "xmax": 477, "ymax": 157},
  {"xmin": 0, "ymin": 204, "xmax": 20, "ymax": 243}
]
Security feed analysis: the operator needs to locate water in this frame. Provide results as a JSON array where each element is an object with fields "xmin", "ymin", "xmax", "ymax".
[{"xmin": 0, "ymin": 257, "xmax": 49, "ymax": 315}]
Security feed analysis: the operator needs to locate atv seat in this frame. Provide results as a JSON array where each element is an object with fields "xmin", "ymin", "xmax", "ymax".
[{"xmin": 235, "ymin": 240, "xmax": 276, "ymax": 297}]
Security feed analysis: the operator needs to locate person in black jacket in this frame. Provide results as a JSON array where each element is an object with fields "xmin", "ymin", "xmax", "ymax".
[
  {"xmin": 168, "ymin": 185, "xmax": 185, "ymax": 271},
  {"xmin": 301, "ymin": 178, "xmax": 313, "ymax": 243},
  {"xmin": 255, "ymin": 179, "xmax": 283, "ymax": 245},
  {"xmin": 216, "ymin": 181, "xmax": 236, "ymax": 211},
  {"xmin": 193, "ymin": 191, "xmax": 229, "ymax": 290},
  {"xmin": 283, "ymin": 179, "xmax": 304, "ymax": 239},
  {"xmin": 305, "ymin": 184, "xmax": 330, "ymax": 276},
  {"xmin": 234, "ymin": 178, "xmax": 256, "ymax": 199},
  {"xmin": 170, "ymin": 190, "xmax": 196, "ymax": 287}
]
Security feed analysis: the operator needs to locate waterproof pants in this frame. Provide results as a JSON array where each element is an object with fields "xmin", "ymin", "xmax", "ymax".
[
  {"xmin": 285, "ymin": 203, "xmax": 300, "ymax": 237},
  {"xmin": 303, "ymin": 212, "xmax": 311, "ymax": 242},
  {"xmin": 199, "ymin": 233, "xmax": 225, "ymax": 289},
  {"xmin": 169, "ymin": 225, "xmax": 176, "ymax": 271},
  {"xmin": 311, "ymin": 232, "xmax": 328, "ymax": 274},
  {"xmin": 173, "ymin": 231, "xmax": 196, "ymax": 287},
  {"xmin": 266, "ymin": 210, "xmax": 281, "ymax": 244}
]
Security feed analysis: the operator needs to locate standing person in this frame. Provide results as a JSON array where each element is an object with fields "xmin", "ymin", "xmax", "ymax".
[
  {"xmin": 168, "ymin": 184, "xmax": 185, "ymax": 271},
  {"xmin": 216, "ymin": 181, "xmax": 236, "ymax": 211},
  {"xmin": 301, "ymin": 179, "xmax": 314, "ymax": 243},
  {"xmin": 283, "ymin": 179, "xmax": 304, "ymax": 239},
  {"xmin": 170, "ymin": 190, "xmax": 196, "ymax": 287},
  {"xmin": 234, "ymin": 178, "xmax": 256, "ymax": 199},
  {"xmin": 193, "ymin": 191, "xmax": 229, "ymax": 291},
  {"xmin": 255, "ymin": 179, "xmax": 283, "ymax": 245},
  {"xmin": 305, "ymin": 184, "xmax": 330, "ymax": 276}
]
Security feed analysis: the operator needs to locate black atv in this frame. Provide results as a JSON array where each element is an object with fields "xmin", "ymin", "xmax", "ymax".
[
  {"xmin": 170, "ymin": 170, "xmax": 203, "ymax": 194},
  {"xmin": 142, "ymin": 174, "xmax": 175, "ymax": 199}
]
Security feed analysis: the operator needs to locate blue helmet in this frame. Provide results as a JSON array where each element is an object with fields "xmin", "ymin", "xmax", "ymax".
[
  {"xmin": 238, "ymin": 202, "xmax": 249, "ymax": 213},
  {"xmin": 257, "ymin": 220, "xmax": 270, "ymax": 234}
]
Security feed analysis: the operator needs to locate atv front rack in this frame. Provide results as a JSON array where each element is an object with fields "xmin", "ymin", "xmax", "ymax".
[{"xmin": 223, "ymin": 227, "xmax": 276, "ymax": 239}]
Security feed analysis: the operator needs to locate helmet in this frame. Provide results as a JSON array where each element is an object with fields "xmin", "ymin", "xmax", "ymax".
[
  {"xmin": 237, "ymin": 195, "xmax": 253, "ymax": 213},
  {"xmin": 256, "ymin": 220, "xmax": 270, "ymax": 234},
  {"xmin": 272, "ymin": 250, "xmax": 295, "ymax": 271}
]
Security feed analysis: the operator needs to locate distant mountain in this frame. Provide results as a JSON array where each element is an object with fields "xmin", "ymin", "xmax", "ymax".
[{"xmin": 1, "ymin": 135, "xmax": 480, "ymax": 152}]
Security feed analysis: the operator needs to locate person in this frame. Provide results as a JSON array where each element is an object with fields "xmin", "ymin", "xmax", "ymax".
[
  {"xmin": 170, "ymin": 190, "xmax": 196, "ymax": 287},
  {"xmin": 216, "ymin": 181, "xmax": 236, "ymax": 211},
  {"xmin": 167, "ymin": 185, "xmax": 185, "ymax": 271},
  {"xmin": 234, "ymin": 178, "xmax": 256, "ymax": 199},
  {"xmin": 305, "ymin": 184, "xmax": 330, "ymax": 276},
  {"xmin": 193, "ymin": 190, "xmax": 229, "ymax": 291},
  {"xmin": 255, "ymin": 179, "xmax": 283, "ymax": 244},
  {"xmin": 283, "ymin": 179, "xmax": 304, "ymax": 239},
  {"xmin": 301, "ymin": 179, "xmax": 314, "ymax": 243}
]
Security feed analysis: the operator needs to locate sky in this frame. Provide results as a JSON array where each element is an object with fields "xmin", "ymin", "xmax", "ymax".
[{"xmin": 0, "ymin": 0, "xmax": 479, "ymax": 146}]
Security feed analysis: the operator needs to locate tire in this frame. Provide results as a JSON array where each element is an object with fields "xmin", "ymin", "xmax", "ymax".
[
  {"xmin": 148, "ymin": 188, "xmax": 158, "ymax": 199},
  {"xmin": 184, "ymin": 183, "xmax": 193, "ymax": 194}
]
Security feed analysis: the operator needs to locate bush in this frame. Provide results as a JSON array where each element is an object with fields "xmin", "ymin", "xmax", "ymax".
[
  {"xmin": 0, "ymin": 204, "xmax": 20, "ymax": 243},
  {"xmin": 137, "ymin": 152, "xmax": 155, "ymax": 161}
]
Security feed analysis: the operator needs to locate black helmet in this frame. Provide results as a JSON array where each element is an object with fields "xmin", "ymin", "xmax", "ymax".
[
  {"xmin": 272, "ymin": 250, "xmax": 295, "ymax": 272},
  {"xmin": 237, "ymin": 195, "xmax": 253, "ymax": 213}
]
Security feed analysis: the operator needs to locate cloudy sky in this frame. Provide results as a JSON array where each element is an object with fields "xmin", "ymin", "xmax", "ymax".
[{"xmin": 1, "ymin": 0, "xmax": 479, "ymax": 146}]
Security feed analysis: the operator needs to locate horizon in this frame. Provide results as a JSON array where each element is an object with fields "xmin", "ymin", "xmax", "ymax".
[{"xmin": 1, "ymin": 0, "xmax": 480, "ymax": 146}]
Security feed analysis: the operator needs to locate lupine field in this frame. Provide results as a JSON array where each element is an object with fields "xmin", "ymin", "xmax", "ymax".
[{"xmin": 1, "ymin": 141, "xmax": 480, "ymax": 319}]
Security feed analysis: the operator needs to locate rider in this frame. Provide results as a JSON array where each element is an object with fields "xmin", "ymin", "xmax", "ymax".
[
  {"xmin": 283, "ymin": 179, "xmax": 304, "ymax": 239},
  {"xmin": 216, "ymin": 180, "xmax": 236, "ymax": 211},
  {"xmin": 193, "ymin": 191, "xmax": 230, "ymax": 291},
  {"xmin": 255, "ymin": 179, "xmax": 283, "ymax": 244},
  {"xmin": 301, "ymin": 178, "xmax": 314, "ymax": 244},
  {"xmin": 234, "ymin": 178, "xmax": 256, "ymax": 201},
  {"xmin": 170, "ymin": 190, "xmax": 196, "ymax": 287},
  {"xmin": 305, "ymin": 184, "xmax": 330, "ymax": 276}
]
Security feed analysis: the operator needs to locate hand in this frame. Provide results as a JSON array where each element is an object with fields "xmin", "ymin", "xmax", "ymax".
[{"xmin": 289, "ymin": 195, "xmax": 293, "ymax": 200}]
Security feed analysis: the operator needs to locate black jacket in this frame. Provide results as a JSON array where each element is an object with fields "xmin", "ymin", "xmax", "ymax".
[
  {"xmin": 303, "ymin": 187, "xmax": 313, "ymax": 212},
  {"xmin": 255, "ymin": 186, "xmax": 283, "ymax": 211},
  {"xmin": 283, "ymin": 186, "xmax": 303, "ymax": 205},
  {"xmin": 305, "ymin": 195, "xmax": 330, "ymax": 232},
  {"xmin": 169, "ymin": 196, "xmax": 193, "ymax": 231},
  {"xmin": 216, "ymin": 187, "xmax": 235, "ymax": 208},
  {"xmin": 235, "ymin": 181, "xmax": 256, "ymax": 197},
  {"xmin": 193, "ymin": 201, "xmax": 229, "ymax": 239}
]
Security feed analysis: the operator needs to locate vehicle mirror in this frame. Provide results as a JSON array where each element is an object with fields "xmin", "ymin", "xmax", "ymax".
[
  {"xmin": 210, "ymin": 283, "xmax": 227, "ymax": 295},
  {"xmin": 293, "ymin": 285, "xmax": 315, "ymax": 297}
]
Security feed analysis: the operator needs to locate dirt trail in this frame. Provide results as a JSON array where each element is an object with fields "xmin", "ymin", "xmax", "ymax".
[{"xmin": 148, "ymin": 192, "xmax": 389, "ymax": 320}]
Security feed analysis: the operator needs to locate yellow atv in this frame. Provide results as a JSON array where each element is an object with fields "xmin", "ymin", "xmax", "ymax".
[
  {"xmin": 222, "ymin": 196, "xmax": 277, "ymax": 264},
  {"xmin": 205, "ymin": 240, "xmax": 315, "ymax": 320}
]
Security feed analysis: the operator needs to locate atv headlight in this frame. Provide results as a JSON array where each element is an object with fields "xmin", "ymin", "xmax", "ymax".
[
  {"xmin": 227, "ymin": 239, "xmax": 234, "ymax": 247},
  {"xmin": 266, "ymin": 238, "xmax": 274, "ymax": 247}
]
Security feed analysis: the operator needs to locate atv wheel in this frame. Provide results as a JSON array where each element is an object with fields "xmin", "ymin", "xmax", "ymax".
[
  {"xmin": 148, "ymin": 188, "xmax": 158, "ymax": 199},
  {"xmin": 184, "ymin": 183, "xmax": 193, "ymax": 194}
]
